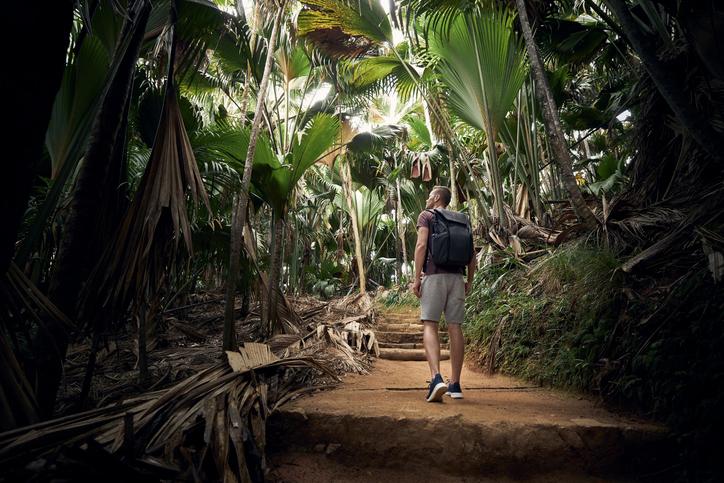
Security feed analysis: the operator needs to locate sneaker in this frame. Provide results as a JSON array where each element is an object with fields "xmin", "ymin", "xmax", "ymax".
[
  {"xmin": 426, "ymin": 373, "xmax": 447, "ymax": 402},
  {"xmin": 445, "ymin": 382, "xmax": 463, "ymax": 399}
]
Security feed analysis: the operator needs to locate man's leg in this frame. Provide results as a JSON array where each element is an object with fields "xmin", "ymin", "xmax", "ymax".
[
  {"xmin": 447, "ymin": 323, "xmax": 464, "ymax": 384},
  {"xmin": 423, "ymin": 321, "xmax": 441, "ymax": 378}
]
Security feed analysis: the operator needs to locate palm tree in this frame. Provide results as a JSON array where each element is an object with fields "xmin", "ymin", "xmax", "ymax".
[
  {"xmin": 34, "ymin": 0, "xmax": 152, "ymax": 414},
  {"xmin": 601, "ymin": 0, "xmax": 724, "ymax": 161},
  {"xmin": 251, "ymin": 113, "xmax": 341, "ymax": 334},
  {"xmin": 514, "ymin": 0, "xmax": 598, "ymax": 229},
  {"xmin": 427, "ymin": 7, "xmax": 528, "ymax": 224},
  {"xmin": 223, "ymin": 0, "xmax": 287, "ymax": 350}
]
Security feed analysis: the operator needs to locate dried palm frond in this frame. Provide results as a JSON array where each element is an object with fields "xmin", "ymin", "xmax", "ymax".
[
  {"xmin": 0, "ymin": 345, "xmax": 334, "ymax": 482},
  {"xmin": 81, "ymin": 82, "xmax": 210, "ymax": 330},
  {"xmin": 0, "ymin": 263, "xmax": 74, "ymax": 430}
]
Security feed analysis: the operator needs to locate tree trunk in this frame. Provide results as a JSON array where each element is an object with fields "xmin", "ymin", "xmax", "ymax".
[
  {"xmin": 602, "ymin": 0, "xmax": 724, "ymax": 161},
  {"xmin": 514, "ymin": 0, "xmax": 598, "ymax": 229},
  {"xmin": 223, "ymin": 195, "xmax": 243, "ymax": 350},
  {"xmin": 262, "ymin": 214, "xmax": 284, "ymax": 338},
  {"xmin": 223, "ymin": 2, "xmax": 285, "ymax": 349},
  {"xmin": 1, "ymin": 1, "xmax": 74, "ymax": 275},
  {"xmin": 34, "ymin": 0, "xmax": 151, "ymax": 416},
  {"xmin": 340, "ymin": 157, "xmax": 366, "ymax": 294},
  {"xmin": 396, "ymin": 172, "xmax": 408, "ymax": 275}
]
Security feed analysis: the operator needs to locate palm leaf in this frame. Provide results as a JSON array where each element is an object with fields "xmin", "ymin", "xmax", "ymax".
[
  {"xmin": 427, "ymin": 7, "xmax": 528, "ymax": 133},
  {"xmin": 298, "ymin": 0, "xmax": 393, "ymax": 58}
]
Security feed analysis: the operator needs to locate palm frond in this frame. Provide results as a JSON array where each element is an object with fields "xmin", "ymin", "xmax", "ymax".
[
  {"xmin": 297, "ymin": 0, "xmax": 393, "ymax": 58},
  {"xmin": 426, "ymin": 7, "xmax": 528, "ymax": 133}
]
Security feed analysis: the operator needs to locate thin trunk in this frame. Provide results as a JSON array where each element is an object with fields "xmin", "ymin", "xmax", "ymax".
[
  {"xmin": 2, "ymin": 1, "xmax": 74, "ymax": 275},
  {"xmin": 484, "ymin": 124, "xmax": 506, "ymax": 223},
  {"xmin": 223, "ymin": 196, "xmax": 243, "ymax": 350},
  {"xmin": 223, "ymin": 2, "xmax": 285, "ymax": 349},
  {"xmin": 603, "ymin": 0, "xmax": 724, "ymax": 160},
  {"xmin": 263, "ymin": 214, "xmax": 284, "ymax": 338},
  {"xmin": 390, "ymin": 185, "xmax": 402, "ymax": 282},
  {"xmin": 514, "ymin": 0, "xmax": 598, "ymax": 229},
  {"xmin": 340, "ymin": 157, "xmax": 366, "ymax": 294},
  {"xmin": 396, "ymin": 177, "xmax": 408, "ymax": 271},
  {"xmin": 290, "ymin": 215, "xmax": 300, "ymax": 295}
]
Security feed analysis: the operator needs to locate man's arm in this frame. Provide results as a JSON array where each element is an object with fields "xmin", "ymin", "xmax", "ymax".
[
  {"xmin": 465, "ymin": 249, "xmax": 477, "ymax": 295},
  {"xmin": 411, "ymin": 226, "xmax": 428, "ymax": 298}
]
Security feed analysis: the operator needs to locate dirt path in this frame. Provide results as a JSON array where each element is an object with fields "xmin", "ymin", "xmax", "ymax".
[{"xmin": 268, "ymin": 308, "xmax": 674, "ymax": 482}]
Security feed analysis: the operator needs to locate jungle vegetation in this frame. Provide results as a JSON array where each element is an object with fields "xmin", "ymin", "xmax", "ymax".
[{"xmin": 1, "ymin": 0, "xmax": 723, "ymax": 479}]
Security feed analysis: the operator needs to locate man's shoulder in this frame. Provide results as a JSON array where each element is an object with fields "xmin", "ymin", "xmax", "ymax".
[
  {"xmin": 417, "ymin": 209, "xmax": 434, "ymax": 223},
  {"xmin": 416, "ymin": 209, "xmax": 434, "ymax": 229}
]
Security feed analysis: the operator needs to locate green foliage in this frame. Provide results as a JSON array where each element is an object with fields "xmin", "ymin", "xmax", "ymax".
[
  {"xmin": 466, "ymin": 243, "xmax": 621, "ymax": 388},
  {"xmin": 465, "ymin": 243, "xmax": 724, "ymax": 463},
  {"xmin": 378, "ymin": 286, "xmax": 420, "ymax": 308},
  {"xmin": 297, "ymin": 0, "xmax": 393, "ymax": 58},
  {"xmin": 426, "ymin": 7, "xmax": 528, "ymax": 134}
]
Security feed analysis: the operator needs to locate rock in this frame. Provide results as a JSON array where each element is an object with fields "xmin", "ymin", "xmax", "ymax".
[
  {"xmin": 313, "ymin": 443, "xmax": 326, "ymax": 453},
  {"xmin": 325, "ymin": 443, "xmax": 341, "ymax": 455}
]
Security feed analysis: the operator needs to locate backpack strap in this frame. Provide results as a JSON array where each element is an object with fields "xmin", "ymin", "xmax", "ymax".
[{"xmin": 422, "ymin": 209, "xmax": 436, "ymax": 273}]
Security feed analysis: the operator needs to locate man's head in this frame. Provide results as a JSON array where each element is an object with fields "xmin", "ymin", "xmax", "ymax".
[{"xmin": 425, "ymin": 185, "xmax": 452, "ymax": 209}]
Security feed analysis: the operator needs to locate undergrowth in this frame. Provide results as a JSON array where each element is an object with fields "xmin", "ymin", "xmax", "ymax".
[
  {"xmin": 377, "ymin": 286, "xmax": 420, "ymax": 308},
  {"xmin": 465, "ymin": 241, "xmax": 724, "ymax": 479}
]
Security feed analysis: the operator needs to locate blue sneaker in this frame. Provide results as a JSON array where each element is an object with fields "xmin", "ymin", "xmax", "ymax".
[
  {"xmin": 426, "ymin": 373, "xmax": 447, "ymax": 402},
  {"xmin": 446, "ymin": 382, "xmax": 463, "ymax": 399}
]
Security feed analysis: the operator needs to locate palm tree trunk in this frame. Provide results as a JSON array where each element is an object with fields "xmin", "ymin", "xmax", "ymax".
[
  {"xmin": 396, "ymin": 177, "xmax": 408, "ymax": 271},
  {"xmin": 35, "ymin": 0, "xmax": 151, "ymax": 416},
  {"xmin": 223, "ymin": 2, "xmax": 285, "ymax": 350},
  {"xmin": 2, "ymin": 1, "xmax": 74, "ymax": 275},
  {"xmin": 483, "ymin": 123, "xmax": 507, "ymax": 223},
  {"xmin": 223, "ymin": 195, "xmax": 244, "ymax": 350},
  {"xmin": 602, "ymin": 0, "xmax": 723, "ymax": 161},
  {"xmin": 514, "ymin": 0, "xmax": 598, "ymax": 229},
  {"xmin": 340, "ymin": 157, "xmax": 367, "ymax": 294},
  {"xmin": 263, "ymin": 214, "xmax": 284, "ymax": 338}
]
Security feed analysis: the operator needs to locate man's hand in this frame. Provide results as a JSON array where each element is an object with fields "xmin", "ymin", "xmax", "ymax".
[{"xmin": 411, "ymin": 278, "xmax": 422, "ymax": 298}]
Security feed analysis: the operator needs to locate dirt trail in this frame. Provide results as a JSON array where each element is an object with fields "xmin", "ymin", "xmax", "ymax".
[{"xmin": 268, "ymin": 309, "xmax": 674, "ymax": 482}]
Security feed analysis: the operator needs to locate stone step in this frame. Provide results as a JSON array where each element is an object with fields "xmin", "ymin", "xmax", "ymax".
[
  {"xmin": 378, "ymin": 342, "xmax": 449, "ymax": 350},
  {"xmin": 270, "ymin": 451, "xmax": 613, "ymax": 482},
  {"xmin": 379, "ymin": 348, "xmax": 450, "ymax": 361},
  {"xmin": 269, "ymin": 359, "xmax": 674, "ymax": 481},
  {"xmin": 378, "ymin": 313, "xmax": 420, "ymax": 323},
  {"xmin": 377, "ymin": 322, "xmax": 421, "ymax": 330},
  {"xmin": 376, "ymin": 331, "xmax": 448, "ymax": 344},
  {"xmin": 270, "ymin": 402, "xmax": 672, "ymax": 480},
  {"xmin": 375, "ymin": 323, "xmax": 433, "ymax": 333}
]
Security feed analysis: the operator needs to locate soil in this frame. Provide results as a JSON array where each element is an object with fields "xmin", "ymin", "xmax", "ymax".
[{"xmin": 268, "ymin": 358, "xmax": 673, "ymax": 482}]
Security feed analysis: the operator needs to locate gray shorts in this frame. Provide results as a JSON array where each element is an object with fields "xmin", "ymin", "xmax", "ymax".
[{"xmin": 420, "ymin": 273, "xmax": 465, "ymax": 324}]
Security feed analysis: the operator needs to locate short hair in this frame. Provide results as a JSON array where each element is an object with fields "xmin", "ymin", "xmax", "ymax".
[{"xmin": 432, "ymin": 186, "xmax": 452, "ymax": 207}]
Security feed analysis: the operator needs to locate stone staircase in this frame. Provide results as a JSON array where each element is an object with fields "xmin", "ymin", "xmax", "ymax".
[{"xmin": 376, "ymin": 308, "xmax": 450, "ymax": 361}]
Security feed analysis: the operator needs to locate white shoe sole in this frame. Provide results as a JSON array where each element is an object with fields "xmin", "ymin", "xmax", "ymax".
[
  {"xmin": 426, "ymin": 383, "xmax": 447, "ymax": 402},
  {"xmin": 446, "ymin": 392, "xmax": 463, "ymax": 399}
]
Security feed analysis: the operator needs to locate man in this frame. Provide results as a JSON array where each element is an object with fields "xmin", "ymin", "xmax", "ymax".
[{"xmin": 411, "ymin": 186, "xmax": 476, "ymax": 402}]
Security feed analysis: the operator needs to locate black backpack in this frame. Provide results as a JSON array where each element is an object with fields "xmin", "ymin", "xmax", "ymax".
[{"xmin": 425, "ymin": 208, "xmax": 474, "ymax": 269}]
